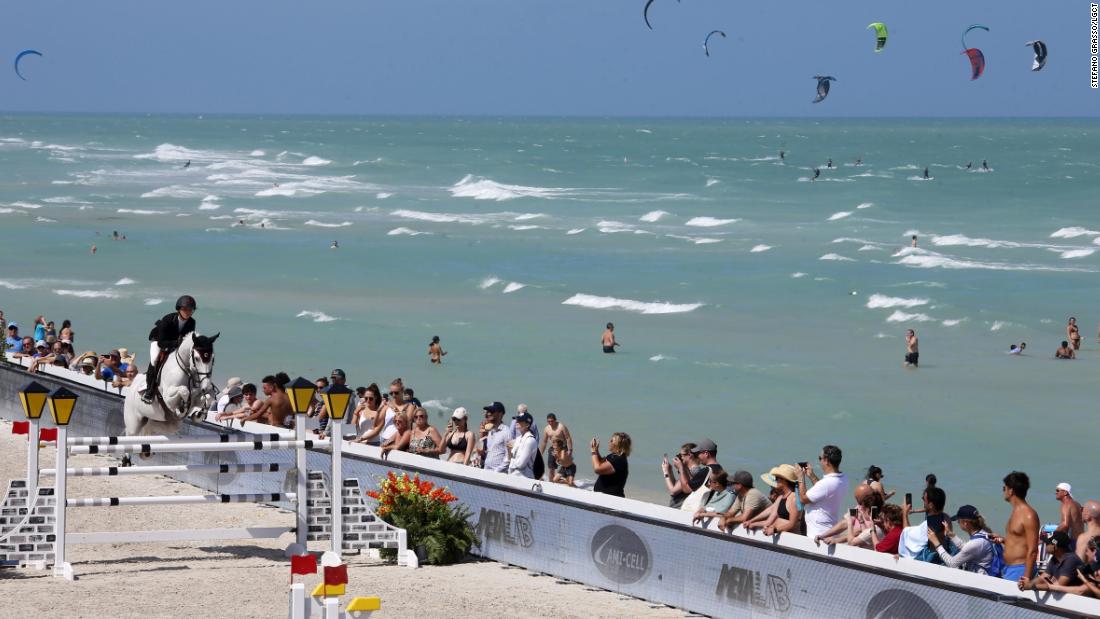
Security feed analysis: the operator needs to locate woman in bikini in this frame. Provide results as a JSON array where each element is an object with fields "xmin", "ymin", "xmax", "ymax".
[{"xmin": 442, "ymin": 408, "xmax": 475, "ymax": 465}]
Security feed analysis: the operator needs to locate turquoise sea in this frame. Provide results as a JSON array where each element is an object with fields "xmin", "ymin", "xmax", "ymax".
[{"xmin": 2, "ymin": 115, "xmax": 1098, "ymax": 526}]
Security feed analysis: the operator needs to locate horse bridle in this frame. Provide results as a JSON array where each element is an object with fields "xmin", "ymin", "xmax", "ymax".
[{"xmin": 166, "ymin": 342, "xmax": 215, "ymax": 417}]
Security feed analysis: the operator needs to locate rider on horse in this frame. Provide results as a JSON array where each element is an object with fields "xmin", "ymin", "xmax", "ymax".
[{"xmin": 140, "ymin": 295, "xmax": 197, "ymax": 404}]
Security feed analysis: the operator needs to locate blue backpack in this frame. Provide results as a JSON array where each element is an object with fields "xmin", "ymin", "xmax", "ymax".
[{"xmin": 972, "ymin": 531, "xmax": 1005, "ymax": 577}]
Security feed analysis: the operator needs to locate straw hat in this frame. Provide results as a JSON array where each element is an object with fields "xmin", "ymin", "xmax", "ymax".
[{"xmin": 761, "ymin": 464, "xmax": 799, "ymax": 487}]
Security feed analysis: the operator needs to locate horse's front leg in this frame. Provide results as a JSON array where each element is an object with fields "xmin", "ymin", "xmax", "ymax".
[{"xmin": 163, "ymin": 386, "xmax": 188, "ymax": 412}]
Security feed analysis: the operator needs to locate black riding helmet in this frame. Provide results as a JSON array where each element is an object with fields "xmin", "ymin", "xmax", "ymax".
[{"xmin": 175, "ymin": 295, "xmax": 197, "ymax": 311}]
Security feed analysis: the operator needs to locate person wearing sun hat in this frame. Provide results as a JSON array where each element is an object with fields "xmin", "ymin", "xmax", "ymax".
[{"xmin": 744, "ymin": 464, "xmax": 803, "ymax": 536}]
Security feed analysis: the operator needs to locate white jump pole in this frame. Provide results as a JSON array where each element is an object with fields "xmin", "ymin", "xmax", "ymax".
[
  {"xmin": 53, "ymin": 424, "xmax": 72, "ymax": 580},
  {"xmin": 42, "ymin": 463, "xmax": 290, "ymax": 477},
  {"xmin": 295, "ymin": 410, "xmax": 308, "ymax": 550},
  {"xmin": 25, "ymin": 417, "xmax": 39, "ymax": 500},
  {"xmin": 330, "ymin": 415, "xmax": 343, "ymax": 555},
  {"xmin": 70, "ymin": 439, "xmax": 328, "ymax": 455},
  {"xmin": 66, "ymin": 493, "xmax": 297, "ymax": 507}
]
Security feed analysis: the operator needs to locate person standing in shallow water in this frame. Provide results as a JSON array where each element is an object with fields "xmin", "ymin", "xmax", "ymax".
[
  {"xmin": 601, "ymin": 323, "xmax": 619, "ymax": 354},
  {"xmin": 904, "ymin": 329, "xmax": 919, "ymax": 368},
  {"xmin": 429, "ymin": 335, "xmax": 447, "ymax": 364},
  {"xmin": 1067, "ymin": 317, "xmax": 1081, "ymax": 351}
]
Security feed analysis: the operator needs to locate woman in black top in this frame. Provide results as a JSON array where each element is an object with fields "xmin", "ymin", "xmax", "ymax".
[{"xmin": 591, "ymin": 432, "xmax": 632, "ymax": 497}]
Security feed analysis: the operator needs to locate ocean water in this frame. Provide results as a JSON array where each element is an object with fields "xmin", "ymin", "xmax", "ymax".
[{"xmin": 1, "ymin": 115, "xmax": 1098, "ymax": 526}]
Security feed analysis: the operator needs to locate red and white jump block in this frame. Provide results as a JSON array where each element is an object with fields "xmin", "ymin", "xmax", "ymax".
[{"xmin": 288, "ymin": 551, "xmax": 381, "ymax": 619}]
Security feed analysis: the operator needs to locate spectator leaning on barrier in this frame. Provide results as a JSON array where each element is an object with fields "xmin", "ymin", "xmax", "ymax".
[
  {"xmin": 1056, "ymin": 482, "xmax": 1085, "ymax": 539},
  {"xmin": 692, "ymin": 471, "xmax": 734, "ymax": 526},
  {"xmin": 1000, "ymin": 471, "xmax": 1040, "ymax": 583},
  {"xmin": 926, "ymin": 505, "xmax": 997, "ymax": 575},
  {"xmin": 1019, "ymin": 530, "xmax": 1083, "ymax": 592},
  {"xmin": 719, "ymin": 470, "xmax": 771, "ymax": 533},
  {"xmin": 900, "ymin": 485, "xmax": 955, "ymax": 564},
  {"xmin": 871, "ymin": 504, "xmax": 905, "ymax": 554},
  {"xmin": 591, "ymin": 432, "xmax": 631, "ymax": 498},
  {"xmin": 4, "ymin": 323, "xmax": 21, "ymax": 353},
  {"xmin": 662, "ymin": 443, "xmax": 707, "ymax": 508},
  {"xmin": 746, "ymin": 464, "xmax": 803, "ymax": 536},
  {"xmin": 798, "ymin": 444, "xmax": 850, "ymax": 542}
]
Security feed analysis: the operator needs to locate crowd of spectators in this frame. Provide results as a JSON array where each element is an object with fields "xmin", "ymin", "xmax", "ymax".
[{"xmin": 5, "ymin": 308, "xmax": 1098, "ymax": 598}]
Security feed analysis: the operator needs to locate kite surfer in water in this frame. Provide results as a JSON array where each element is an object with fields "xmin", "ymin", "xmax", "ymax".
[
  {"xmin": 923, "ymin": 167, "xmax": 931, "ymax": 179},
  {"xmin": 981, "ymin": 160, "xmax": 990, "ymax": 171},
  {"xmin": 826, "ymin": 158, "xmax": 834, "ymax": 169},
  {"xmin": 779, "ymin": 150, "xmax": 785, "ymax": 162},
  {"xmin": 183, "ymin": 160, "xmax": 191, "ymax": 169},
  {"xmin": 812, "ymin": 168, "xmax": 821, "ymax": 181},
  {"xmin": 966, "ymin": 161, "xmax": 973, "ymax": 170}
]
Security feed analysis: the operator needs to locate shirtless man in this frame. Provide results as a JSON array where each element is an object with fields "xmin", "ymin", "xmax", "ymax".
[
  {"xmin": 263, "ymin": 372, "xmax": 294, "ymax": 428},
  {"xmin": 226, "ymin": 383, "xmax": 261, "ymax": 422},
  {"xmin": 1054, "ymin": 483, "xmax": 1084, "ymax": 540},
  {"xmin": 601, "ymin": 323, "xmax": 619, "ymax": 354},
  {"xmin": 1056, "ymin": 341, "xmax": 1076, "ymax": 359},
  {"xmin": 910, "ymin": 235, "xmax": 918, "ymax": 248},
  {"xmin": 1076, "ymin": 501, "xmax": 1100, "ymax": 562},
  {"xmin": 539, "ymin": 413, "xmax": 573, "ymax": 472},
  {"xmin": 429, "ymin": 335, "xmax": 447, "ymax": 364},
  {"xmin": 1067, "ymin": 317, "xmax": 1081, "ymax": 350},
  {"xmin": 999, "ymin": 471, "xmax": 1040, "ymax": 582},
  {"xmin": 904, "ymin": 329, "xmax": 919, "ymax": 368}
]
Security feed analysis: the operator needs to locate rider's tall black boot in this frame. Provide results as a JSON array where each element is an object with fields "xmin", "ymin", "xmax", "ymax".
[{"xmin": 140, "ymin": 362, "xmax": 156, "ymax": 404}]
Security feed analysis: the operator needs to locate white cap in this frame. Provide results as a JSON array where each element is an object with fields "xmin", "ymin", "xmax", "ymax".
[
  {"xmin": 451, "ymin": 407, "xmax": 467, "ymax": 420},
  {"xmin": 1057, "ymin": 482, "xmax": 1073, "ymax": 497}
]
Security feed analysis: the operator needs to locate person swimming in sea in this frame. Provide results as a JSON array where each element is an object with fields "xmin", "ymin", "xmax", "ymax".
[
  {"xmin": 330, "ymin": 240, "xmax": 339, "ymax": 249},
  {"xmin": 854, "ymin": 157, "xmax": 862, "ymax": 166},
  {"xmin": 965, "ymin": 161, "xmax": 973, "ymax": 170},
  {"xmin": 911, "ymin": 235, "xmax": 918, "ymax": 248},
  {"xmin": 601, "ymin": 323, "xmax": 620, "ymax": 354},
  {"xmin": 183, "ymin": 160, "xmax": 191, "ymax": 169},
  {"xmin": 812, "ymin": 168, "xmax": 821, "ymax": 181}
]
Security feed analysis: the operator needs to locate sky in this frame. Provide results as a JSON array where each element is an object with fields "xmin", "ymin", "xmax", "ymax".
[{"xmin": 0, "ymin": 0, "xmax": 1095, "ymax": 116}]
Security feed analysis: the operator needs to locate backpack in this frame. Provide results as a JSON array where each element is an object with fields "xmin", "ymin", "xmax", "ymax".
[
  {"xmin": 532, "ymin": 447, "xmax": 545, "ymax": 480},
  {"xmin": 972, "ymin": 532, "xmax": 1005, "ymax": 577}
]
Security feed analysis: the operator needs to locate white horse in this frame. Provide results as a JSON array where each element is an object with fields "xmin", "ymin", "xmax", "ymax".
[{"xmin": 123, "ymin": 332, "xmax": 219, "ymax": 437}]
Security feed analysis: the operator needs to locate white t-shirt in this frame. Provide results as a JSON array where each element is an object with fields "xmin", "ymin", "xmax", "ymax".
[{"xmin": 805, "ymin": 472, "xmax": 849, "ymax": 540}]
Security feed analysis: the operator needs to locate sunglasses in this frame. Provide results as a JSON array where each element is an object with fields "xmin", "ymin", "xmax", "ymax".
[
  {"xmin": 389, "ymin": 391, "xmax": 401, "ymax": 396},
  {"xmin": 414, "ymin": 415, "xmax": 426, "ymax": 420},
  {"xmin": 365, "ymin": 395, "xmax": 376, "ymax": 400}
]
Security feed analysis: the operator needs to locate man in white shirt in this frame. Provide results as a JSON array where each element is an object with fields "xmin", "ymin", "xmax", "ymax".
[
  {"xmin": 507, "ymin": 412, "xmax": 538, "ymax": 478},
  {"xmin": 798, "ymin": 444, "xmax": 849, "ymax": 541},
  {"xmin": 480, "ymin": 402, "xmax": 511, "ymax": 473}
]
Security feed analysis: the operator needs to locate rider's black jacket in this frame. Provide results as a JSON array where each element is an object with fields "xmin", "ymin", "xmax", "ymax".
[{"xmin": 148, "ymin": 312, "xmax": 196, "ymax": 351}]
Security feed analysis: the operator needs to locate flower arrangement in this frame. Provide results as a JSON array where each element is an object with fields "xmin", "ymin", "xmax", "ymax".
[{"xmin": 366, "ymin": 472, "xmax": 478, "ymax": 565}]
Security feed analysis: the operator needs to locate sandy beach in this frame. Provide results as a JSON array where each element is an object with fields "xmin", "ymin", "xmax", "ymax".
[{"xmin": 0, "ymin": 421, "xmax": 688, "ymax": 619}]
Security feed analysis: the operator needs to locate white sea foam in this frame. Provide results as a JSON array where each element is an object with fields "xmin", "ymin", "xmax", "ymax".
[
  {"xmin": 118, "ymin": 208, "xmax": 161, "ymax": 215},
  {"xmin": 908, "ymin": 176, "xmax": 934, "ymax": 181},
  {"xmin": 479, "ymin": 277, "xmax": 502, "ymax": 289},
  {"xmin": 828, "ymin": 211, "xmax": 853, "ymax": 221},
  {"xmin": 449, "ymin": 174, "xmax": 574, "ymax": 201},
  {"xmin": 667, "ymin": 235, "xmax": 722, "ymax": 245},
  {"xmin": 502, "ymin": 282, "xmax": 526, "ymax": 294},
  {"xmin": 296, "ymin": 310, "xmax": 339, "ymax": 323},
  {"xmin": 0, "ymin": 208, "xmax": 16, "ymax": 214},
  {"xmin": 930, "ymin": 234, "xmax": 1057, "ymax": 249},
  {"xmin": 1050, "ymin": 227, "xmax": 1100, "ymax": 239},
  {"xmin": 55, "ymin": 289, "xmax": 121, "ymax": 299},
  {"xmin": 1053, "ymin": 248, "xmax": 1096, "ymax": 259},
  {"xmin": 819, "ymin": 253, "xmax": 855, "ymax": 262},
  {"xmin": 791, "ymin": 272, "xmax": 808, "ymax": 278},
  {"xmin": 856, "ymin": 202, "xmax": 874, "ymax": 209},
  {"xmin": 640, "ymin": 210, "xmax": 670, "ymax": 222},
  {"xmin": 302, "ymin": 156, "xmax": 331, "ymax": 166},
  {"xmin": 387, "ymin": 227, "xmax": 430, "ymax": 236},
  {"xmin": 10, "ymin": 201, "xmax": 42, "ymax": 209},
  {"xmin": 198, "ymin": 203, "xmax": 220, "ymax": 210},
  {"xmin": 376, "ymin": 192, "xmax": 393, "ymax": 199},
  {"xmin": 304, "ymin": 220, "xmax": 353, "ymax": 228},
  {"xmin": 141, "ymin": 185, "xmax": 207, "ymax": 199},
  {"xmin": 143, "ymin": 298, "xmax": 164, "ymax": 306},
  {"xmin": 684, "ymin": 217, "xmax": 739, "ymax": 227},
  {"xmin": 566, "ymin": 228, "xmax": 586, "ymax": 235},
  {"xmin": 886, "ymin": 311, "xmax": 934, "ymax": 323},
  {"xmin": 250, "ymin": 150, "xmax": 265, "ymax": 157},
  {"xmin": 35, "ymin": 217, "xmax": 56, "ymax": 223},
  {"xmin": 990, "ymin": 321, "xmax": 1007, "ymax": 332},
  {"xmin": 562, "ymin": 293, "xmax": 703, "ymax": 315},
  {"xmin": 597, "ymin": 220, "xmax": 651, "ymax": 235},
  {"xmin": 0, "ymin": 280, "xmax": 28, "ymax": 289},
  {"xmin": 866, "ymin": 294, "xmax": 929, "ymax": 309},
  {"xmin": 750, "ymin": 244, "xmax": 772, "ymax": 253},
  {"xmin": 134, "ymin": 143, "xmax": 221, "ymax": 163},
  {"xmin": 508, "ymin": 225, "xmax": 542, "ymax": 231},
  {"xmin": 705, "ymin": 178, "xmax": 720, "ymax": 187},
  {"xmin": 896, "ymin": 251, "xmax": 1093, "ymax": 272},
  {"xmin": 649, "ymin": 354, "xmax": 674, "ymax": 362},
  {"xmin": 942, "ymin": 319, "xmax": 964, "ymax": 327},
  {"xmin": 513, "ymin": 213, "xmax": 545, "ymax": 221},
  {"xmin": 114, "ymin": 278, "xmax": 136, "ymax": 286},
  {"xmin": 858, "ymin": 245, "xmax": 880, "ymax": 252}
]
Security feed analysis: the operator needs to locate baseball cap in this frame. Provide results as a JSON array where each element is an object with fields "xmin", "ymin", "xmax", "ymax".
[
  {"xmin": 513, "ymin": 412, "xmax": 533, "ymax": 425},
  {"xmin": 1049, "ymin": 530, "xmax": 1073, "ymax": 550},
  {"xmin": 950, "ymin": 505, "xmax": 981, "ymax": 522},
  {"xmin": 35, "ymin": 340, "xmax": 47, "ymax": 349},
  {"xmin": 6, "ymin": 322, "xmax": 17, "ymax": 329},
  {"xmin": 1057, "ymin": 482, "xmax": 1073, "ymax": 498},
  {"xmin": 691, "ymin": 438, "xmax": 718, "ymax": 455},
  {"xmin": 330, "ymin": 368, "xmax": 346, "ymax": 379},
  {"xmin": 451, "ymin": 407, "xmax": 468, "ymax": 420},
  {"xmin": 482, "ymin": 401, "xmax": 505, "ymax": 415},
  {"xmin": 732, "ymin": 470, "xmax": 754, "ymax": 488}
]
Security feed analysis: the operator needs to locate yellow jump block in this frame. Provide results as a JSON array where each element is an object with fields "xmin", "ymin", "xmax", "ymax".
[
  {"xmin": 311, "ymin": 582, "xmax": 346, "ymax": 597},
  {"xmin": 346, "ymin": 597, "xmax": 381, "ymax": 612}
]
